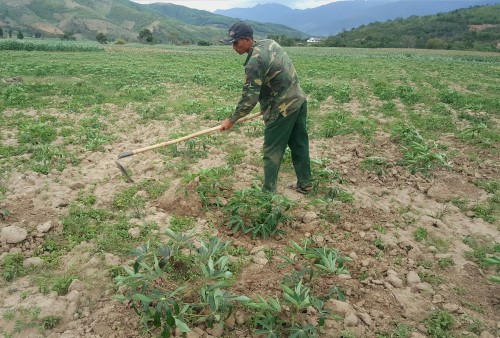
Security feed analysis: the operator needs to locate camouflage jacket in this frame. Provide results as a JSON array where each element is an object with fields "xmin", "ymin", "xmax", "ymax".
[{"xmin": 229, "ymin": 39, "xmax": 306, "ymax": 124}]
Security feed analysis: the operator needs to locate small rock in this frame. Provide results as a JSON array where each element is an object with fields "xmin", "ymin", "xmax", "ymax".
[
  {"xmin": 479, "ymin": 331, "xmax": 495, "ymax": 338},
  {"xmin": 338, "ymin": 274, "xmax": 352, "ymax": 280},
  {"xmin": 442, "ymin": 303, "xmax": 459, "ymax": 313},
  {"xmin": 339, "ymin": 154, "xmax": 352, "ymax": 164},
  {"xmin": 410, "ymin": 332, "xmax": 427, "ymax": 338},
  {"xmin": 420, "ymin": 215, "xmax": 444, "ymax": 228},
  {"xmin": 70, "ymin": 183, "xmax": 85, "ymax": 190},
  {"xmin": 302, "ymin": 211, "xmax": 318, "ymax": 223},
  {"xmin": 415, "ymin": 282, "xmax": 434, "ymax": 293},
  {"xmin": 235, "ymin": 310, "xmax": 245, "ymax": 325},
  {"xmin": 250, "ymin": 246, "xmax": 265, "ymax": 254},
  {"xmin": 68, "ymin": 279, "xmax": 85, "ymax": 292},
  {"xmin": 357, "ymin": 312, "xmax": 372, "ymax": 326},
  {"xmin": 408, "ymin": 247, "xmax": 422, "ymax": 260},
  {"xmin": 85, "ymin": 256, "xmax": 100, "ymax": 268},
  {"xmin": 349, "ymin": 252, "xmax": 358, "ymax": 260},
  {"xmin": 104, "ymin": 253, "xmax": 121, "ymax": 266},
  {"xmin": 312, "ymin": 235, "xmax": 324, "ymax": 244},
  {"xmin": 432, "ymin": 294, "xmax": 444, "ymax": 304},
  {"xmin": 325, "ymin": 299, "xmax": 356, "ymax": 316},
  {"xmin": 37, "ymin": 221, "xmax": 53, "ymax": 233},
  {"xmin": 344, "ymin": 313, "xmax": 359, "ymax": 327},
  {"xmin": 207, "ymin": 323, "xmax": 224, "ymax": 337},
  {"xmin": 1, "ymin": 225, "xmax": 28, "ymax": 244},
  {"xmin": 66, "ymin": 290, "xmax": 80, "ymax": 304},
  {"xmin": 128, "ymin": 227, "xmax": 141, "ymax": 239},
  {"xmin": 253, "ymin": 257, "xmax": 268, "ymax": 265},
  {"xmin": 342, "ymin": 223, "xmax": 354, "ymax": 231},
  {"xmin": 186, "ymin": 331, "xmax": 201, "ymax": 338},
  {"xmin": 225, "ymin": 314, "xmax": 236, "ymax": 326},
  {"xmin": 23, "ymin": 257, "xmax": 44, "ymax": 268},
  {"xmin": 386, "ymin": 274, "xmax": 404, "ymax": 288},
  {"xmin": 10, "ymin": 247, "xmax": 22, "ymax": 254},
  {"xmin": 406, "ymin": 271, "xmax": 421, "ymax": 285}
]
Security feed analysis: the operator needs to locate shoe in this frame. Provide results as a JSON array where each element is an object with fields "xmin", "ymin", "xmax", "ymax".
[{"xmin": 288, "ymin": 183, "xmax": 312, "ymax": 195}]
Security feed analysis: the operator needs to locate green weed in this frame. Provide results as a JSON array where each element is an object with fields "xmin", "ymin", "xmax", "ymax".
[
  {"xmin": 18, "ymin": 121, "xmax": 57, "ymax": 145},
  {"xmin": 414, "ymin": 227, "xmax": 428, "ymax": 242},
  {"xmin": 181, "ymin": 166, "xmax": 233, "ymax": 207},
  {"xmin": 391, "ymin": 124, "xmax": 450, "ymax": 175},
  {"xmin": 425, "ymin": 310, "xmax": 455, "ymax": 338},
  {"xmin": 376, "ymin": 322, "xmax": 413, "ymax": 338},
  {"xmin": 437, "ymin": 257, "xmax": 455, "ymax": 269},
  {"xmin": 418, "ymin": 272, "xmax": 445, "ymax": 286},
  {"xmin": 52, "ymin": 275, "xmax": 77, "ymax": 295},
  {"xmin": 169, "ymin": 215, "xmax": 196, "ymax": 232},
  {"xmin": 2, "ymin": 253, "xmax": 26, "ymax": 281},
  {"xmin": 137, "ymin": 103, "xmax": 172, "ymax": 120},
  {"xmin": 361, "ymin": 156, "xmax": 390, "ymax": 175},
  {"xmin": 463, "ymin": 235, "xmax": 500, "ymax": 267}
]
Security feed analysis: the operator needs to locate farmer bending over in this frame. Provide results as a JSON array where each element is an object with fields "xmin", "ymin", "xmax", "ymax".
[{"xmin": 219, "ymin": 22, "xmax": 312, "ymax": 194}]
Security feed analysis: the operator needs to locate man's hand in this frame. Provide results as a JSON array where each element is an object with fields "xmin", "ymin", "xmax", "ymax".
[{"xmin": 220, "ymin": 119, "xmax": 234, "ymax": 131}]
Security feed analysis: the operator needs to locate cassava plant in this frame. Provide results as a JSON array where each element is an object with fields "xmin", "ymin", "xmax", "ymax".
[
  {"xmin": 224, "ymin": 185, "xmax": 293, "ymax": 238},
  {"xmin": 246, "ymin": 240, "xmax": 351, "ymax": 337},
  {"xmin": 114, "ymin": 229, "xmax": 249, "ymax": 337}
]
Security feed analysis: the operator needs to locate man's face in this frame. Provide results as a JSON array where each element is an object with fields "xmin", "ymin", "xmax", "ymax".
[{"xmin": 232, "ymin": 37, "xmax": 252, "ymax": 55}]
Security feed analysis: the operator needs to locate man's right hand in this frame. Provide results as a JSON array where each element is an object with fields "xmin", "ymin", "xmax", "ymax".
[{"xmin": 220, "ymin": 119, "xmax": 234, "ymax": 131}]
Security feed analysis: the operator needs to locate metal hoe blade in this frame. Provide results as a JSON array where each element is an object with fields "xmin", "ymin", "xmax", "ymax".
[{"xmin": 115, "ymin": 160, "xmax": 134, "ymax": 183}]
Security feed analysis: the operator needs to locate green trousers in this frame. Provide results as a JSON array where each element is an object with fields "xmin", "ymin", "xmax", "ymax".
[{"xmin": 262, "ymin": 102, "xmax": 312, "ymax": 193}]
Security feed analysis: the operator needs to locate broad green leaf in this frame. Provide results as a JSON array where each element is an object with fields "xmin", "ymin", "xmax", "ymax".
[{"xmin": 174, "ymin": 318, "xmax": 190, "ymax": 332}]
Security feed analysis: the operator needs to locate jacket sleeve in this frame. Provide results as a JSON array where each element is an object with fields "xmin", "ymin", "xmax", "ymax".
[{"xmin": 229, "ymin": 59, "xmax": 263, "ymax": 123}]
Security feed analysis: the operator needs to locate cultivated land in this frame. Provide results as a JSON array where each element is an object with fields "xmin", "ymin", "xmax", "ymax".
[{"xmin": 0, "ymin": 42, "xmax": 499, "ymax": 338}]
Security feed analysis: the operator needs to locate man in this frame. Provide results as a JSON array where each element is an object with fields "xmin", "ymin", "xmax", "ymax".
[{"xmin": 219, "ymin": 21, "xmax": 312, "ymax": 194}]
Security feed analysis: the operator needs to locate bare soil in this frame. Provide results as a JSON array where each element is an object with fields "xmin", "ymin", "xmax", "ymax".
[{"xmin": 0, "ymin": 105, "xmax": 499, "ymax": 338}]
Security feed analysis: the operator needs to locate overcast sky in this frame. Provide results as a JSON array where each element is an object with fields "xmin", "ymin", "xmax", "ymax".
[{"xmin": 131, "ymin": 0, "xmax": 338, "ymax": 12}]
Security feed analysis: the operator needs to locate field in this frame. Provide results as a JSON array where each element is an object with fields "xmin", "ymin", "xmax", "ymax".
[{"xmin": 0, "ymin": 41, "xmax": 499, "ymax": 338}]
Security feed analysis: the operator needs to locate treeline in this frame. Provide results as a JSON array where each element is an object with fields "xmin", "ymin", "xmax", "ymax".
[{"xmin": 318, "ymin": 5, "xmax": 500, "ymax": 51}]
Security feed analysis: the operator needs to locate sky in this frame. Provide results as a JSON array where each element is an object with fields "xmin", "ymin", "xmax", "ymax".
[{"xmin": 131, "ymin": 0, "xmax": 339, "ymax": 12}]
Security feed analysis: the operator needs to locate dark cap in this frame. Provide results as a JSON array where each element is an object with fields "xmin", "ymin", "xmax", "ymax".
[{"xmin": 220, "ymin": 21, "xmax": 253, "ymax": 44}]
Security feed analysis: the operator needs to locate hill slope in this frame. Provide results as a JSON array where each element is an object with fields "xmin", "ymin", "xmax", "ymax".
[
  {"xmin": 0, "ymin": 0, "xmax": 304, "ymax": 43},
  {"xmin": 145, "ymin": 3, "xmax": 306, "ymax": 39},
  {"xmin": 321, "ymin": 4, "xmax": 500, "ymax": 50},
  {"xmin": 215, "ymin": 0, "xmax": 500, "ymax": 36}
]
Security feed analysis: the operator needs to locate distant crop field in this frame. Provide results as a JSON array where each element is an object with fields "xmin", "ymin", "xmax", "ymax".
[{"xmin": 1, "ymin": 45, "xmax": 498, "ymax": 175}]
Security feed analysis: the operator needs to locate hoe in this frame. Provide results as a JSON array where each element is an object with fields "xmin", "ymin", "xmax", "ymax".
[{"xmin": 116, "ymin": 112, "xmax": 262, "ymax": 182}]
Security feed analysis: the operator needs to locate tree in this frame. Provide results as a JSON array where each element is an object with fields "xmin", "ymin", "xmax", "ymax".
[
  {"xmin": 0, "ymin": 27, "xmax": 3, "ymax": 38},
  {"xmin": 425, "ymin": 37, "xmax": 446, "ymax": 49},
  {"xmin": 61, "ymin": 31, "xmax": 76, "ymax": 41},
  {"xmin": 17, "ymin": 30, "xmax": 24, "ymax": 39},
  {"xmin": 138, "ymin": 29, "xmax": 153, "ymax": 43},
  {"xmin": 96, "ymin": 32, "xmax": 107, "ymax": 44}
]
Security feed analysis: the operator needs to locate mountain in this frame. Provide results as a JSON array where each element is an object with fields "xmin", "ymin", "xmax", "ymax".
[
  {"xmin": 145, "ymin": 3, "xmax": 306, "ymax": 39},
  {"xmin": 322, "ymin": 4, "xmax": 500, "ymax": 50},
  {"xmin": 0, "ymin": 0, "xmax": 305, "ymax": 44},
  {"xmin": 215, "ymin": 0, "xmax": 500, "ymax": 36}
]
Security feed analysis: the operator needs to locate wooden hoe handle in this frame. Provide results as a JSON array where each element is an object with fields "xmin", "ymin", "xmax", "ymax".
[{"xmin": 117, "ymin": 112, "xmax": 262, "ymax": 159}]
